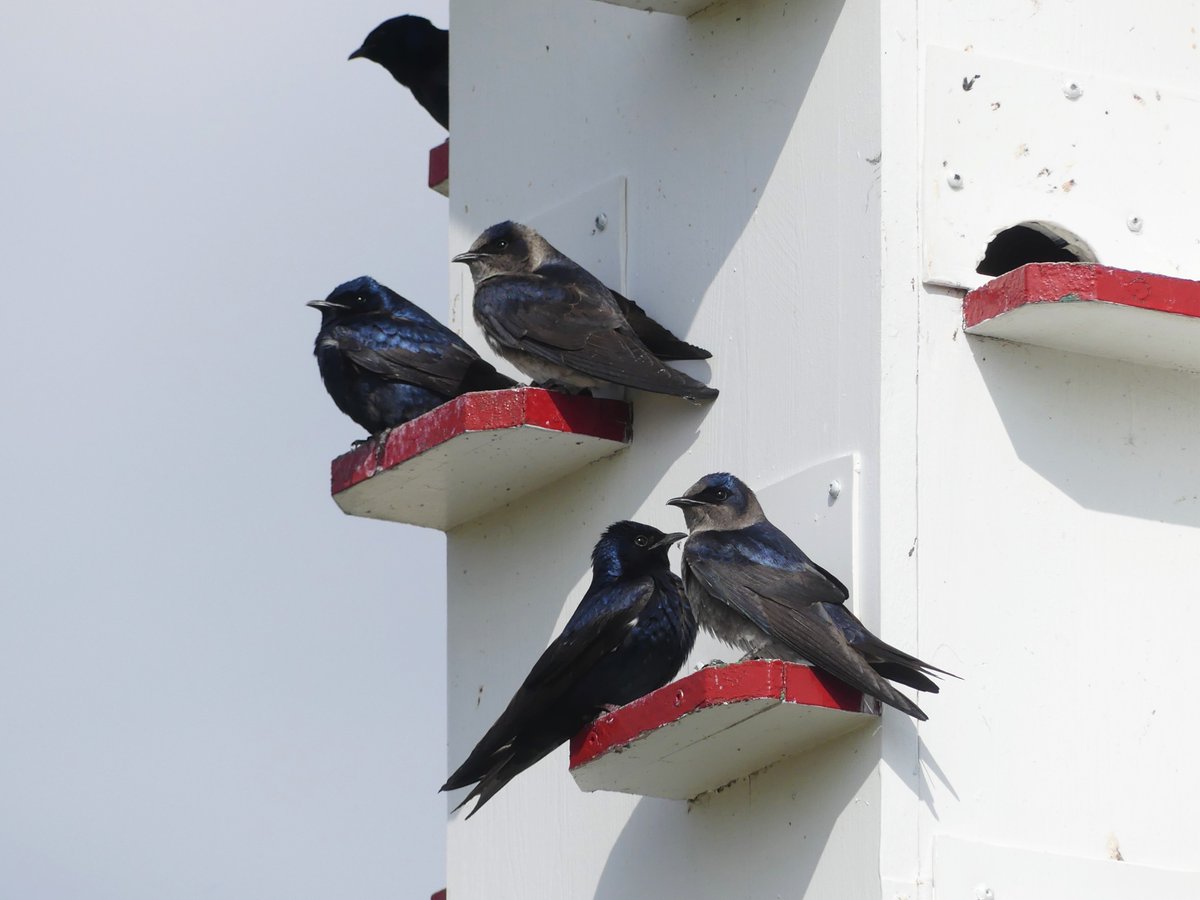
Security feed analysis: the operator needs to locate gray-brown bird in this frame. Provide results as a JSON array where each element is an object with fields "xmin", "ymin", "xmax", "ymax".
[
  {"xmin": 669, "ymin": 473, "xmax": 954, "ymax": 720},
  {"xmin": 453, "ymin": 221, "xmax": 718, "ymax": 401}
]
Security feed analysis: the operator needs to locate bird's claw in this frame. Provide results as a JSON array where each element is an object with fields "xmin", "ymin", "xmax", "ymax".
[{"xmin": 351, "ymin": 428, "xmax": 393, "ymax": 461}]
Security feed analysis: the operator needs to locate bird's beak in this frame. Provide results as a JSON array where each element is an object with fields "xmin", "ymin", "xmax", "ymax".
[
  {"xmin": 451, "ymin": 251, "xmax": 481, "ymax": 264},
  {"xmin": 306, "ymin": 299, "xmax": 345, "ymax": 311},
  {"xmin": 667, "ymin": 497, "xmax": 704, "ymax": 508},
  {"xmin": 348, "ymin": 46, "xmax": 366, "ymax": 61},
  {"xmin": 652, "ymin": 532, "xmax": 687, "ymax": 549}
]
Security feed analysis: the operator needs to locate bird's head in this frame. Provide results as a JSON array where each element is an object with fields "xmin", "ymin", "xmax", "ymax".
[
  {"xmin": 668, "ymin": 473, "xmax": 763, "ymax": 532},
  {"xmin": 307, "ymin": 276, "xmax": 399, "ymax": 322},
  {"xmin": 348, "ymin": 15, "xmax": 441, "ymax": 79},
  {"xmin": 591, "ymin": 521, "xmax": 686, "ymax": 580},
  {"xmin": 452, "ymin": 221, "xmax": 553, "ymax": 283}
]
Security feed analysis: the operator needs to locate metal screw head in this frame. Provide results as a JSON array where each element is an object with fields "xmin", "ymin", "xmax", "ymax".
[
  {"xmin": 594, "ymin": 213, "xmax": 608, "ymax": 232},
  {"xmin": 947, "ymin": 173, "xmax": 964, "ymax": 190},
  {"xmin": 1063, "ymin": 81, "xmax": 1083, "ymax": 100},
  {"xmin": 1126, "ymin": 215, "xmax": 1143, "ymax": 233},
  {"xmin": 975, "ymin": 885, "xmax": 994, "ymax": 900},
  {"xmin": 828, "ymin": 480, "xmax": 842, "ymax": 500}
]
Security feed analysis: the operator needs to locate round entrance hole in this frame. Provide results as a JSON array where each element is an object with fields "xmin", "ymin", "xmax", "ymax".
[{"xmin": 976, "ymin": 222, "xmax": 1097, "ymax": 277}]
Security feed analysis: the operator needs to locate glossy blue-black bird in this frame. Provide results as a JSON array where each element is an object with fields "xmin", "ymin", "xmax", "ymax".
[
  {"xmin": 453, "ymin": 221, "xmax": 719, "ymax": 401},
  {"xmin": 442, "ymin": 521, "xmax": 696, "ymax": 818},
  {"xmin": 349, "ymin": 15, "xmax": 449, "ymax": 128},
  {"xmin": 308, "ymin": 276, "xmax": 516, "ymax": 435},
  {"xmin": 669, "ymin": 473, "xmax": 954, "ymax": 720}
]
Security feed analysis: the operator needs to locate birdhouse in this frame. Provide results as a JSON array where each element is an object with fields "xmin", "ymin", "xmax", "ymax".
[{"xmin": 335, "ymin": 1, "xmax": 1200, "ymax": 897}]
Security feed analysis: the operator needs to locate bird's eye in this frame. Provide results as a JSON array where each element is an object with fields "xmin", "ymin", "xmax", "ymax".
[
  {"xmin": 714, "ymin": 489, "xmax": 729, "ymax": 501},
  {"xmin": 496, "ymin": 239, "xmax": 508, "ymax": 250},
  {"xmin": 634, "ymin": 535, "xmax": 649, "ymax": 547}
]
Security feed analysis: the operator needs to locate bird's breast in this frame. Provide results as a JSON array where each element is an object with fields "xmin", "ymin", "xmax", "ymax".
[{"xmin": 684, "ymin": 577, "xmax": 769, "ymax": 654}]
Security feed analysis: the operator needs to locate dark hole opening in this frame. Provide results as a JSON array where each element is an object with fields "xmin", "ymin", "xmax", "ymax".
[{"xmin": 976, "ymin": 224, "xmax": 1091, "ymax": 277}]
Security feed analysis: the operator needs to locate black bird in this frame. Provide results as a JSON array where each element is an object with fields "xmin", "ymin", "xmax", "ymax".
[
  {"xmin": 669, "ymin": 473, "xmax": 953, "ymax": 720},
  {"xmin": 308, "ymin": 276, "xmax": 515, "ymax": 435},
  {"xmin": 443, "ymin": 521, "xmax": 696, "ymax": 818},
  {"xmin": 349, "ymin": 16, "xmax": 449, "ymax": 129},
  {"xmin": 453, "ymin": 221, "xmax": 718, "ymax": 401}
]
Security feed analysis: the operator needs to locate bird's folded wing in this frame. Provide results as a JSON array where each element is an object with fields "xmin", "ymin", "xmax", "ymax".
[
  {"xmin": 523, "ymin": 577, "xmax": 657, "ymax": 690},
  {"xmin": 442, "ymin": 578, "xmax": 655, "ymax": 791},
  {"xmin": 534, "ymin": 262, "xmax": 712, "ymax": 362},
  {"xmin": 687, "ymin": 528, "xmax": 849, "ymax": 607},
  {"xmin": 683, "ymin": 535, "xmax": 885, "ymax": 695},
  {"xmin": 475, "ymin": 276, "xmax": 710, "ymax": 394},
  {"xmin": 334, "ymin": 320, "xmax": 483, "ymax": 395}
]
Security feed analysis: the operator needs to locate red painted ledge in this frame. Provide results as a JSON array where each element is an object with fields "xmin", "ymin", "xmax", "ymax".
[
  {"xmin": 429, "ymin": 139, "xmax": 449, "ymax": 196},
  {"xmin": 330, "ymin": 388, "xmax": 631, "ymax": 530},
  {"xmin": 569, "ymin": 660, "xmax": 861, "ymax": 767},
  {"xmin": 569, "ymin": 660, "xmax": 876, "ymax": 800},
  {"xmin": 964, "ymin": 263, "xmax": 1200, "ymax": 371}
]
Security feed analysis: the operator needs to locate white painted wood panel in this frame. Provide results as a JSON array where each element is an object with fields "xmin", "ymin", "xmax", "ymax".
[
  {"xmin": 885, "ymin": 4, "xmax": 1200, "ymax": 896},
  {"xmin": 922, "ymin": 47, "xmax": 1200, "ymax": 290},
  {"xmin": 934, "ymin": 836, "xmax": 1200, "ymax": 899},
  {"xmin": 446, "ymin": 0, "xmax": 885, "ymax": 897},
  {"xmin": 916, "ymin": 294, "xmax": 1200, "ymax": 874},
  {"xmin": 756, "ymin": 454, "xmax": 859, "ymax": 603}
]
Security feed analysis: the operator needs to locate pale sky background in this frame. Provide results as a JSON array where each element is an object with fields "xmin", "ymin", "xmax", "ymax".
[{"xmin": 2, "ymin": 2, "xmax": 450, "ymax": 896}]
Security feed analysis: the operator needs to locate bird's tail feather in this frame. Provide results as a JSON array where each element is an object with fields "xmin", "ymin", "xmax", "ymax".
[
  {"xmin": 829, "ymin": 603, "xmax": 957, "ymax": 695},
  {"xmin": 870, "ymin": 662, "xmax": 940, "ymax": 694},
  {"xmin": 612, "ymin": 291, "xmax": 713, "ymax": 361},
  {"xmin": 449, "ymin": 743, "xmax": 558, "ymax": 819},
  {"xmin": 869, "ymin": 679, "xmax": 929, "ymax": 721},
  {"xmin": 444, "ymin": 752, "xmax": 513, "ymax": 819},
  {"xmin": 643, "ymin": 336, "xmax": 712, "ymax": 362},
  {"xmin": 442, "ymin": 734, "xmax": 509, "ymax": 793},
  {"xmin": 461, "ymin": 359, "xmax": 519, "ymax": 392},
  {"xmin": 858, "ymin": 633, "xmax": 958, "ymax": 689}
]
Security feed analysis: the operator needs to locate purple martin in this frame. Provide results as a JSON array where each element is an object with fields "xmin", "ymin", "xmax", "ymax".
[
  {"xmin": 669, "ymin": 473, "xmax": 953, "ymax": 720},
  {"xmin": 442, "ymin": 521, "xmax": 696, "ymax": 818},
  {"xmin": 349, "ymin": 16, "xmax": 449, "ymax": 129},
  {"xmin": 452, "ymin": 222, "xmax": 719, "ymax": 401},
  {"xmin": 308, "ymin": 276, "xmax": 515, "ymax": 436}
]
